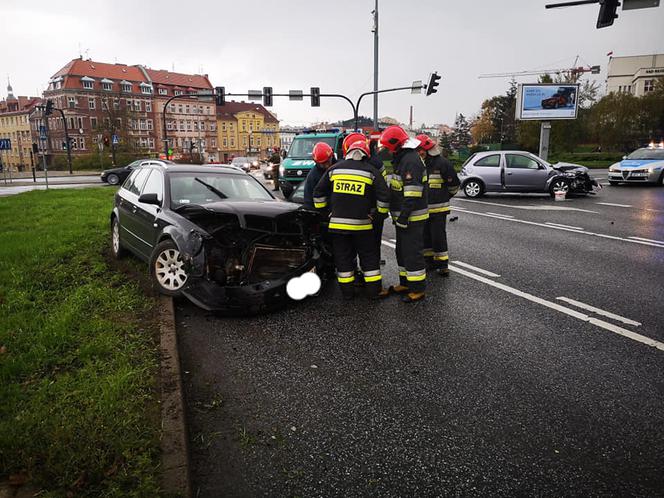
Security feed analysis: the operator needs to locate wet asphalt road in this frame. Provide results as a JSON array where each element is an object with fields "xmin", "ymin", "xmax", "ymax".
[{"xmin": 176, "ymin": 174, "xmax": 664, "ymax": 497}]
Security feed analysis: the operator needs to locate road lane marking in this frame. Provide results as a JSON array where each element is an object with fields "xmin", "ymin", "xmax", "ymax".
[
  {"xmin": 447, "ymin": 265, "xmax": 664, "ymax": 353},
  {"xmin": 454, "ymin": 198, "xmax": 598, "ymax": 213},
  {"xmin": 628, "ymin": 236, "xmax": 664, "ymax": 245},
  {"xmin": 452, "ymin": 260, "xmax": 501, "ymax": 278},
  {"xmin": 452, "ymin": 207, "xmax": 664, "ymax": 249},
  {"xmin": 556, "ymin": 297, "xmax": 642, "ymax": 327},
  {"xmin": 382, "ymin": 240, "xmax": 396, "ymax": 249},
  {"xmin": 596, "ymin": 202, "xmax": 633, "ymax": 208},
  {"xmin": 486, "ymin": 212, "xmax": 514, "ymax": 218},
  {"xmin": 545, "ymin": 222, "xmax": 584, "ymax": 230}
]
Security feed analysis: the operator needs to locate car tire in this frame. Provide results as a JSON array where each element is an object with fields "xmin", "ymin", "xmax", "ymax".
[
  {"xmin": 107, "ymin": 173, "xmax": 120, "ymax": 185},
  {"xmin": 549, "ymin": 178, "xmax": 570, "ymax": 197},
  {"xmin": 110, "ymin": 216, "xmax": 127, "ymax": 259},
  {"xmin": 658, "ymin": 172, "xmax": 664, "ymax": 186},
  {"xmin": 463, "ymin": 180, "xmax": 484, "ymax": 198},
  {"xmin": 608, "ymin": 181, "xmax": 620, "ymax": 186},
  {"xmin": 150, "ymin": 239, "xmax": 189, "ymax": 296}
]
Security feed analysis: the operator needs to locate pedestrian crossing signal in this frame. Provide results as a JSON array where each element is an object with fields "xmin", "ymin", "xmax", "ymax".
[{"xmin": 426, "ymin": 72, "xmax": 441, "ymax": 96}]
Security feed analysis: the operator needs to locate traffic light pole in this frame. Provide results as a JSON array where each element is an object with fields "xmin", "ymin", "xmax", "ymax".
[
  {"xmin": 354, "ymin": 84, "xmax": 424, "ymax": 129},
  {"xmin": 54, "ymin": 108, "xmax": 73, "ymax": 175},
  {"xmin": 161, "ymin": 92, "xmax": 215, "ymax": 158}
]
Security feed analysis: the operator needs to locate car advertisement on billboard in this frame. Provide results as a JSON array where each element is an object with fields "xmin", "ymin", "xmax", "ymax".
[{"xmin": 516, "ymin": 83, "xmax": 580, "ymax": 120}]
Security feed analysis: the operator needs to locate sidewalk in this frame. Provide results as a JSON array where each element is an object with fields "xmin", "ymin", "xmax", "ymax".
[{"xmin": 1, "ymin": 170, "xmax": 102, "ymax": 187}]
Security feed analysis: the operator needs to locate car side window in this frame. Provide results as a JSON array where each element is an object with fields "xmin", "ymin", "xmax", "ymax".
[
  {"xmin": 127, "ymin": 168, "xmax": 151, "ymax": 196},
  {"xmin": 122, "ymin": 169, "xmax": 141, "ymax": 191},
  {"xmin": 141, "ymin": 169, "xmax": 164, "ymax": 202},
  {"xmin": 506, "ymin": 154, "xmax": 540, "ymax": 170},
  {"xmin": 474, "ymin": 155, "xmax": 500, "ymax": 167}
]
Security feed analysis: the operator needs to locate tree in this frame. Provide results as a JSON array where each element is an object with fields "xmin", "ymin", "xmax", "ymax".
[
  {"xmin": 451, "ymin": 114, "xmax": 471, "ymax": 149},
  {"xmin": 470, "ymin": 109, "xmax": 495, "ymax": 145},
  {"xmin": 438, "ymin": 133, "xmax": 453, "ymax": 157}
]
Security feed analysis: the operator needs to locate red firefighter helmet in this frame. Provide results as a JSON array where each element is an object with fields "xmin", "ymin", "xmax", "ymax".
[
  {"xmin": 312, "ymin": 142, "xmax": 334, "ymax": 164},
  {"xmin": 342, "ymin": 132, "xmax": 367, "ymax": 154},
  {"xmin": 380, "ymin": 125, "xmax": 409, "ymax": 152},
  {"xmin": 346, "ymin": 138, "xmax": 370, "ymax": 157},
  {"xmin": 416, "ymin": 134, "xmax": 435, "ymax": 151}
]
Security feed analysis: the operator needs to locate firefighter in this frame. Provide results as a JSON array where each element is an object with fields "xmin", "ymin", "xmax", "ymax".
[
  {"xmin": 380, "ymin": 125, "xmax": 428, "ymax": 303},
  {"xmin": 342, "ymin": 132, "xmax": 389, "ymax": 262},
  {"xmin": 416, "ymin": 134, "xmax": 460, "ymax": 276},
  {"xmin": 303, "ymin": 142, "xmax": 335, "ymax": 209},
  {"xmin": 269, "ymin": 147, "xmax": 282, "ymax": 191},
  {"xmin": 313, "ymin": 138, "xmax": 390, "ymax": 300}
]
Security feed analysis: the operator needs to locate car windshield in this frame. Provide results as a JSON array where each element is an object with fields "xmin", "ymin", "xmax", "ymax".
[
  {"xmin": 627, "ymin": 148, "xmax": 664, "ymax": 160},
  {"xmin": 287, "ymin": 137, "xmax": 336, "ymax": 159},
  {"xmin": 169, "ymin": 172, "xmax": 272, "ymax": 208}
]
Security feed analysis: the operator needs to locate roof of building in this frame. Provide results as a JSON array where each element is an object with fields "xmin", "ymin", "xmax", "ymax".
[
  {"xmin": 144, "ymin": 68, "xmax": 212, "ymax": 89},
  {"xmin": 0, "ymin": 96, "xmax": 41, "ymax": 114},
  {"xmin": 53, "ymin": 58, "xmax": 148, "ymax": 83},
  {"xmin": 216, "ymin": 101, "xmax": 278, "ymax": 123}
]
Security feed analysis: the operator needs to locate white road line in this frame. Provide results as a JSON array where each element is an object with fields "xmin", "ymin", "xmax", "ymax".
[
  {"xmin": 382, "ymin": 240, "xmax": 396, "ymax": 249},
  {"xmin": 389, "ymin": 238, "xmax": 397, "ymax": 243},
  {"xmin": 453, "ymin": 208, "xmax": 664, "ymax": 249},
  {"xmin": 628, "ymin": 236, "xmax": 664, "ymax": 245},
  {"xmin": 454, "ymin": 198, "xmax": 598, "ymax": 213},
  {"xmin": 448, "ymin": 265, "xmax": 664, "ymax": 353},
  {"xmin": 545, "ymin": 222, "xmax": 584, "ymax": 230},
  {"xmin": 486, "ymin": 212, "xmax": 514, "ymax": 218},
  {"xmin": 452, "ymin": 260, "xmax": 501, "ymax": 278},
  {"xmin": 556, "ymin": 297, "xmax": 642, "ymax": 327},
  {"xmin": 597, "ymin": 202, "xmax": 633, "ymax": 208}
]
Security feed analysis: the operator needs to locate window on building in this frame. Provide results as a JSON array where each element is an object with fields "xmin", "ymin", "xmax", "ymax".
[
  {"xmin": 102, "ymin": 98, "xmax": 108, "ymax": 110},
  {"xmin": 158, "ymin": 88, "xmax": 167, "ymax": 96},
  {"xmin": 113, "ymin": 98, "xmax": 120, "ymax": 110},
  {"xmin": 174, "ymin": 90, "xmax": 183, "ymax": 96},
  {"xmin": 77, "ymin": 117, "xmax": 84, "ymax": 129},
  {"xmin": 121, "ymin": 83, "xmax": 132, "ymax": 93},
  {"xmin": 223, "ymin": 138, "xmax": 227, "ymax": 147},
  {"xmin": 187, "ymin": 121, "xmax": 192, "ymax": 131},
  {"xmin": 83, "ymin": 80, "xmax": 94, "ymax": 90},
  {"xmin": 178, "ymin": 105, "xmax": 183, "ymax": 114},
  {"xmin": 185, "ymin": 105, "xmax": 190, "ymax": 114},
  {"xmin": 146, "ymin": 101, "xmax": 152, "ymax": 112},
  {"xmin": 68, "ymin": 97, "xmax": 76, "ymax": 109},
  {"xmin": 140, "ymin": 119, "xmax": 146, "ymax": 130},
  {"xmin": 88, "ymin": 98, "xmax": 95, "ymax": 110},
  {"xmin": 211, "ymin": 138, "xmax": 216, "ymax": 147},
  {"xmin": 644, "ymin": 80, "xmax": 655, "ymax": 93},
  {"xmin": 79, "ymin": 137, "xmax": 86, "ymax": 150},
  {"xmin": 91, "ymin": 117, "xmax": 98, "ymax": 129},
  {"xmin": 126, "ymin": 99, "xmax": 132, "ymax": 109},
  {"xmin": 102, "ymin": 81, "xmax": 112, "ymax": 91},
  {"xmin": 141, "ymin": 85, "xmax": 152, "ymax": 95},
  {"xmin": 230, "ymin": 138, "xmax": 235, "ymax": 147},
  {"xmin": 147, "ymin": 119, "xmax": 153, "ymax": 131},
  {"xmin": 134, "ymin": 100, "xmax": 141, "ymax": 112}
]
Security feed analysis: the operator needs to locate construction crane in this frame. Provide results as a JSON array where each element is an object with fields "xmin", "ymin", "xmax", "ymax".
[{"xmin": 479, "ymin": 56, "xmax": 600, "ymax": 80}]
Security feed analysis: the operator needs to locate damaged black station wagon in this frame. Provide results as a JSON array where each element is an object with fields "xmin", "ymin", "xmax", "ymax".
[{"xmin": 110, "ymin": 163, "xmax": 321, "ymax": 313}]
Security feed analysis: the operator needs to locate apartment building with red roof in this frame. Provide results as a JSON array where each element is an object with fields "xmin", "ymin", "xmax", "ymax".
[
  {"xmin": 216, "ymin": 101, "xmax": 280, "ymax": 162},
  {"xmin": 0, "ymin": 81, "xmax": 40, "ymax": 171}
]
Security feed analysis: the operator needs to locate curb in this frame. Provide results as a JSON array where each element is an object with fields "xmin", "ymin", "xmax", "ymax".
[{"xmin": 158, "ymin": 296, "xmax": 192, "ymax": 498}]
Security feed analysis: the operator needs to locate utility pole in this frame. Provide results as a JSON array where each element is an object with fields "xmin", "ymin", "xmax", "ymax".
[
  {"xmin": 41, "ymin": 113, "xmax": 50, "ymax": 190},
  {"xmin": 372, "ymin": 0, "xmax": 379, "ymax": 129}
]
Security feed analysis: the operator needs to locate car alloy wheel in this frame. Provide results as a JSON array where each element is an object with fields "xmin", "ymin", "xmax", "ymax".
[
  {"xmin": 107, "ymin": 173, "xmax": 120, "ymax": 185},
  {"xmin": 464, "ymin": 181, "xmax": 482, "ymax": 198},
  {"xmin": 110, "ymin": 217, "xmax": 126, "ymax": 258},
  {"xmin": 154, "ymin": 247, "xmax": 188, "ymax": 292},
  {"xmin": 551, "ymin": 180, "xmax": 569, "ymax": 193}
]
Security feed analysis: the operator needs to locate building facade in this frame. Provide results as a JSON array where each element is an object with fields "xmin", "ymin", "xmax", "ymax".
[
  {"xmin": 0, "ymin": 83, "xmax": 40, "ymax": 171},
  {"xmin": 31, "ymin": 57, "xmax": 219, "ymax": 165},
  {"xmin": 216, "ymin": 101, "xmax": 280, "ymax": 162},
  {"xmin": 606, "ymin": 54, "xmax": 664, "ymax": 96}
]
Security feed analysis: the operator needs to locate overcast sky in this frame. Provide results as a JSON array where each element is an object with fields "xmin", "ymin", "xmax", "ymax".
[{"xmin": 2, "ymin": 0, "xmax": 663, "ymax": 127}]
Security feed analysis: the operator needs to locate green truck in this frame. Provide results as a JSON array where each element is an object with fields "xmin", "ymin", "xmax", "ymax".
[{"xmin": 278, "ymin": 129, "xmax": 346, "ymax": 198}]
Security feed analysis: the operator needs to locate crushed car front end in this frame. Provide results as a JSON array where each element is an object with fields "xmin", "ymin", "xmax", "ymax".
[
  {"xmin": 171, "ymin": 201, "xmax": 322, "ymax": 313},
  {"xmin": 551, "ymin": 162, "xmax": 601, "ymax": 194}
]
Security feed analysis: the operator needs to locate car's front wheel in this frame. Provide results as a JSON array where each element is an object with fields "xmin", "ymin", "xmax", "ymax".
[
  {"xmin": 107, "ymin": 173, "xmax": 120, "ymax": 185},
  {"xmin": 549, "ymin": 178, "xmax": 570, "ymax": 197},
  {"xmin": 463, "ymin": 180, "xmax": 484, "ymax": 198},
  {"xmin": 151, "ymin": 240, "xmax": 188, "ymax": 296},
  {"xmin": 110, "ymin": 216, "xmax": 127, "ymax": 259}
]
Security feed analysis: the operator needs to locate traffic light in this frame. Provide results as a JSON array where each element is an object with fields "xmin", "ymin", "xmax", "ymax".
[
  {"xmin": 426, "ymin": 72, "xmax": 441, "ymax": 96},
  {"xmin": 310, "ymin": 87, "xmax": 320, "ymax": 107},
  {"xmin": 597, "ymin": 0, "xmax": 620, "ymax": 28},
  {"xmin": 62, "ymin": 141, "xmax": 68, "ymax": 150},
  {"xmin": 215, "ymin": 86, "xmax": 225, "ymax": 106},
  {"xmin": 263, "ymin": 87, "xmax": 273, "ymax": 107},
  {"xmin": 44, "ymin": 99, "xmax": 54, "ymax": 116}
]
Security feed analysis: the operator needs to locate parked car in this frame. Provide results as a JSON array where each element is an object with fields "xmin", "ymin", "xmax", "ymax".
[
  {"xmin": 110, "ymin": 163, "xmax": 322, "ymax": 313},
  {"xmin": 101, "ymin": 159, "xmax": 173, "ymax": 185},
  {"xmin": 230, "ymin": 156, "xmax": 259, "ymax": 172},
  {"xmin": 607, "ymin": 144, "xmax": 664, "ymax": 186},
  {"xmin": 458, "ymin": 151, "xmax": 600, "ymax": 198}
]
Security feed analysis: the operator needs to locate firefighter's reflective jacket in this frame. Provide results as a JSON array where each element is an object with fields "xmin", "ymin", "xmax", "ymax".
[
  {"xmin": 387, "ymin": 148, "xmax": 429, "ymax": 227},
  {"xmin": 425, "ymin": 153, "xmax": 460, "ymax": 215},
  {"xmin": 313, "ymin": 158, "xmax": 390, "ymax": 233}
]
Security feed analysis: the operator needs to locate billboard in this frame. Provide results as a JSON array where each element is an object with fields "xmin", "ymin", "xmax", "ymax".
[{"xmin": 515, "ymin": 83, "xmax": 580, "ymax": 120}]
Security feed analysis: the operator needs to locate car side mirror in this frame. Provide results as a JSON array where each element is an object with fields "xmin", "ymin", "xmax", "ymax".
[
  {"xmin": 138, "ymin": 193, "xmax": 161, "ymax": 206},
  {"xmin": 622, "ymin": 155, "xmax": 627, "ymax": 160}
]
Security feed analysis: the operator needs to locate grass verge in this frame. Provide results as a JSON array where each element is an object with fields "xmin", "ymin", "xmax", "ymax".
[{"xmin": 0, "ymin": 187, "xmax": 161, "ymax": 496}]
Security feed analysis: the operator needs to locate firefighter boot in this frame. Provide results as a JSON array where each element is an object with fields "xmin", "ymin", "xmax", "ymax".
[
  {"xmin": 389, "ymin": 285, "xmax": 409, "ymax": 295},
  {"xmin": 402, "ymin": 292, "xmax": 425, "ymax": 303}
]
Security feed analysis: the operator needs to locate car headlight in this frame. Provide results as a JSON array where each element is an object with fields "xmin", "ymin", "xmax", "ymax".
[
  {"xmin": 609, "ymin": 163, "xmax": 620, "ymax": 172},
  {"xmin": 279, "ymin": 166, "xmax": 285, "ymax": 177}
]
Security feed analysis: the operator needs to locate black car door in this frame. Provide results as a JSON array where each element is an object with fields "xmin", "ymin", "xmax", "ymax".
[
  {"xmin": 133, "ymin": 168, "xmax": 165, "ymax": 258},
  {"xmin": 119, "ymin": 167, "xmax": 152, "ymax": 259}
]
